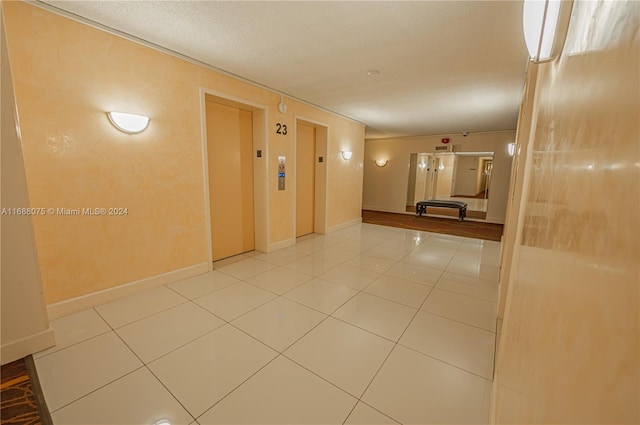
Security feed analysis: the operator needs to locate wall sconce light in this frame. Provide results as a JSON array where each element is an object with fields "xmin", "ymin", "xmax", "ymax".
[
  {"xmin": 107, "ymin": 111, "xmax": 150, "ymax": 134},
  {"xmin": 278, "ymin": 95, "xmax": 288, "ymax": 114},
  {"xmin": 508, "ymin": 142, "xmax": 517, "ymax": 156},
  {"xmin": 375, "ymin": 159, "xmax": 387, "ymax": 167},
  {"xmin": 418, "ymin": 162, "xmax": 426, "ymax": 170},
  {"xmin": 341, "ymin": 151, "xmax": 353, "ymax": 160},
  {"xmin": 438, "ymin": 163, "xmax": 445, "ymax": 171},
  {"xmin": 523, "ymin": 0, "xmax": 574, "ymax": 63}
]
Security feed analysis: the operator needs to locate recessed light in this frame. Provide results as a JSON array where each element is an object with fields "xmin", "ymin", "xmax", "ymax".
[{"xmin": 367, "ymin": 70, "xmax": 380, "ymax": 77}]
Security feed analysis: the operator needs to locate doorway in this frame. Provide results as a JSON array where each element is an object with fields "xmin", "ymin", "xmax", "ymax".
[
  {"xmin": 202, "ymin": 91, "xmax": 268, "ymax": 263},
  {"xmin": 295, "ymin": 118, "xmax": 328, "ymax": 237},
  {"xmin": 206, "ymin": 101, "xmax": 254, "ymax": 260},
  {"xmin": 296, "ymin": 121, "xmax": 315, "ymax": 237}
]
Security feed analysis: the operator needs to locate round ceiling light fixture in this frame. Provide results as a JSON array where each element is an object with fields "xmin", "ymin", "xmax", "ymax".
[{"xmin": 367, "ymin": 69, "xmax": 381, "ymax": 77}]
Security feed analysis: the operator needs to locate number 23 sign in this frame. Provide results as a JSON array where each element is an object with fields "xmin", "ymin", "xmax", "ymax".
[{"xmin": 275, "ymin": 123, "xmax": 287, "ymax": 135}]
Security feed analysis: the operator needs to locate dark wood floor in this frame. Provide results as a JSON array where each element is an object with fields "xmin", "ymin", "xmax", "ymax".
[{"xmin": 362, "ymin": 209, "xmax": 503, "ymax": 242}]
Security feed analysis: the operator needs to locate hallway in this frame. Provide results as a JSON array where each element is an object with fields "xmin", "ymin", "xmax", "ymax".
[{"xmin": 34, "ymin": 224, "xmax": 500, "ymax": 424}]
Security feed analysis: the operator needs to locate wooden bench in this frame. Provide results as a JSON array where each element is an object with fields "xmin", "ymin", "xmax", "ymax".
[{"xmin": 416, "ymin": 200, "xmax": 468, "ymax": 221}]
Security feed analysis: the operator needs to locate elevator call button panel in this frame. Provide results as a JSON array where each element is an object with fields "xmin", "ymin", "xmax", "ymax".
[{"xmin": 278, "ymin": 156, "xmax": 286, "ymax": 190}]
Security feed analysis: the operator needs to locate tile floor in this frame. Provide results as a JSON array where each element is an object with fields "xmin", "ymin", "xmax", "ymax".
[{"xmin": 34, "ymin": 224, "xmax": 501, "ymax": 425}]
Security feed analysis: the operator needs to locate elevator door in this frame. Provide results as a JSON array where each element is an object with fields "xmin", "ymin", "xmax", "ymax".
[
  {"xmin": 296, "ymin": 122, "xmax": 315, "ymax": 237},
  {"xmin": 206, "ymin": 101, "xmax": 254, "ymax": 261}
]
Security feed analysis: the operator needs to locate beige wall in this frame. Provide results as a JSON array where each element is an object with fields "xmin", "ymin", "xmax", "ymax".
[
  {"xmin": 0, "ymin": 10, "xmax": 54, "ymax": 363},
  {"xmin": 363, "ymin": 131, "xmax": 515, "ymax": 222},
  {"xmin": 496, "ymin": 65, "xmax": 538, "ymax": 321},
  {"xmin": 3, "ymin": 1, "xmax": 364, "ymax": 305},
  {"xmin": 493, "ymin": 0, "xmax": 639, "ymax": 423}
]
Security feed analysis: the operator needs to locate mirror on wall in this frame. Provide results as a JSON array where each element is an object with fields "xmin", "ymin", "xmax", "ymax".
[{"xmin": 406, "ymin": 152, "xmax": 494, "ymax": 216}]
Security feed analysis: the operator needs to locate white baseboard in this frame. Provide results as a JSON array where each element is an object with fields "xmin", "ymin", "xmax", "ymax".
[
  {"xmin": 47, "ymin": 262, "xmax": 210, "ymax": 320},
  {"xmin": 328, "ymin": 217, "xmax": 362, "ymax": 233},
  {"xmin": 1, "ymin": 327, "xmax": 55, "ymax": 365},
  {"xmin": 268, "ymin": 237, "xmax": 296, "ymax": 252}
]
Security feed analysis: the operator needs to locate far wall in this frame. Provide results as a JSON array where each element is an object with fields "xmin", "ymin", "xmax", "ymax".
[{"xmin": 363, "ymin": 131, "xmax": 515, "ymax": 223}]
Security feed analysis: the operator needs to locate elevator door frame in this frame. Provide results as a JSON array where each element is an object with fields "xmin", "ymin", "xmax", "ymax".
[
  {"xmin": 200, "ymin": 88, "xmax": 269, "ymax": 270},
  {"xmin": 294, "ymin": 116, "xmax": 328, "ymax": 236}
]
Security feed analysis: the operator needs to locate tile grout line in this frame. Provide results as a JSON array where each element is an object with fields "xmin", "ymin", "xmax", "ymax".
[
  {"xmin": 351, "ymin": 278, "xmax": 439, "ymax": 414},
  {"xmin": 47, "ymin": 365, "xmax": 146, "ymax": 415}
]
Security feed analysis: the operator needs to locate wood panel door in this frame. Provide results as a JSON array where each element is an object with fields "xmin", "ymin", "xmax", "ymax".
[{"xmin": 206, "ymin": 101, "xmax": 254, "ymax": 261}]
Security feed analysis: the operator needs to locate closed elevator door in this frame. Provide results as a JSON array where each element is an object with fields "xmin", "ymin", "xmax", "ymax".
[
  {"xmin": 296, "ymin": 122, "xmax": 315, "ymax": 237},
  {"xmin": 206, "ymin": 101, "xmax": 255, "ymax": 261}
]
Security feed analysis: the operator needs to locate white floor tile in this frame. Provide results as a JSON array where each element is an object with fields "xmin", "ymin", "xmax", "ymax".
[
  {"xmin": 283, "ymin": 278, "xmax": 358, "ymax": 314},
  {"xmin": 344, "ymin": 255, "xmax": 396, "ymax": 273},
  {"xmin": 245, "ymin": 266, "xmax": 313, "ymax": 294},
  {"xmin": 428, "ymin": 232, "xmax": 465, "ymax": 243},
  {"xmin": 400, "ymin": 311, "xmax": 496, "ymax": 379},
  {"xmin": 284, "ymin": 242, "xmax": 317, "ymax": 256},
  {"xmin": 420, "ymin": 237, "xmax": 462, "ymax": 249},
  {"xmin": 51, "ymin": 367, "xmax": 193, "ymax": 425},
  {"xmin": 421, "ymin": 289, "xmax": 497, "ymax": 331},
  {"xmin": 116, "ymin": 302, "xmax": 225, "ymax": 363},
  {"xmin": 215, "ymin": 257, "xmax": 276, "ymax": 280},
  {"xmin": 319, "ymin": 264, "xmax": 381, "ymax": 290},
  {"xmin": 344, "ymin": 402, "xmax": 400, "ymax": 424},
  {"xmin": 332, "ymin": 239, "xmax": 379, "ymax": 253},
  {"xmin": 310, "ymin": 246, "xmax": 359, "ymax": 263},
  {"xmin": 446, "ymin": 260, "xmax": 500, "ymax": 282},
  {"xmin": 402, "ymin": 251, "xmax": 452, "ymax": 271},
  {"xmin": 413, "ymin": 244, "xmax": 458, "ymax": 259},
  {"xmin": 35, "ymin": 332, "xmax": 142, "ymax": 412},
  {"xmin": 364, "ymin": 275, "xmax": 433, "ymax": 308},
  {"xmin": 197, "ymin": 356, "xmax": 356, "ymax": 425},
  {"xmin": 168, "ymin": 271, "xmax": 239, "ymax": 300},
  {"xmin": 384, "ymin": 262, "xmax": 442, "ymax": 286},
  {"xmin": 460, "ymin": 237, "xmax": 485, "ymax": 246},
  {"xmin": 362, "ymin": 346, "xmax": 492, "ymax": 424},
  {"xmin": 194, "ymin": 282, "xmax": 276, "ymax": 321},
  {"xmin": 289, "ymin": 238, "xmax": 331, "ymax": 255},
  {"xmin": 436, "ymin": 272, "xmax": 499, "ymax": 303},
  {"xmin": 253, "ymin": 249, "xmax": 307, "ymax": 265},
  {"xmin": 96, "ymin": 286, "xmax": 186, "ymax": 329},
  {"xmin": 232, "ymin": 297, "xmax": 326, "ymax": 351},
  {"xmin": 479, "ymin": 250, "xmax": 501, "ymax": 267},
  {"xmin": 452, "ymin": 249, "xmax": 484, "ymax": 264},
  {"xmin": 333, "ymin": 292, "xmax": 416, "ymax": 341},
  {"xmin": 34, "ymin": 309, "xmax": 110, "ymax": 358},
  {"xmin": 149, "ymin": 325, "xmax": 277, "ymax": 417},
  {"xmin": 283, "ymin": 256, "xmax": 341, "ymax": 276},
  {"xmin": 285, "ymin": 317, "xmax": 394, "ymax": 397},
  {"xmin": 363, "ymin": 245, "xmax": 410, "ymax": 262},
  {"xmin": 378, "ymin": 234, "xmax": 425, "ymax": 251}
]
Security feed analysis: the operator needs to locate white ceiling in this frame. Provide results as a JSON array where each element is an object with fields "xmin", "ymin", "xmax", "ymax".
[{"xmin": 39, "ymin": 0, "xmax": 529, "ymax": 139}]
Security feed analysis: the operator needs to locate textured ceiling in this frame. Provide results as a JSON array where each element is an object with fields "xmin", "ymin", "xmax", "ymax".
[{"xmin": 38, "ymin": 0, "xmax": 529, "ymax": 139}]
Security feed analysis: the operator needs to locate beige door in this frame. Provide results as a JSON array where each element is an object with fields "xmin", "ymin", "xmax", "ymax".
[
  {"xmin": 296, "ymin": 122, "xmax": 315, "ymax": 237},
  {"xmin": 206, "ymin": 101, "xmax": 255, "ymax": 261}
]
